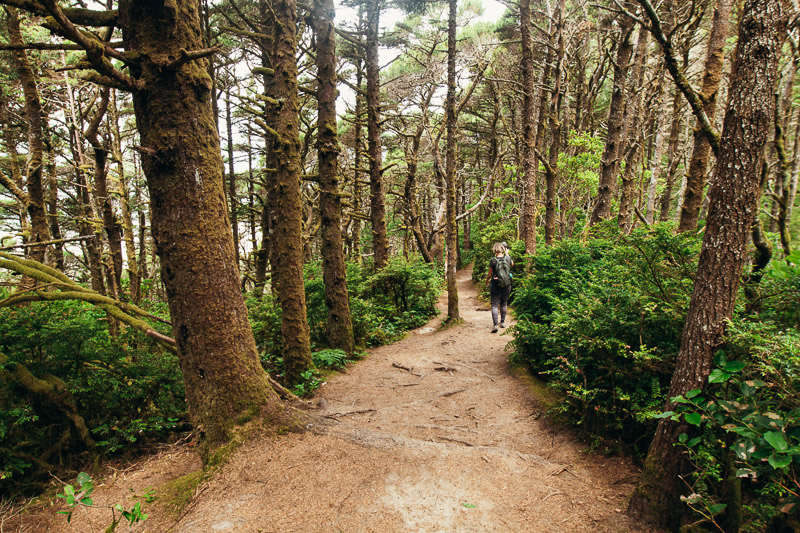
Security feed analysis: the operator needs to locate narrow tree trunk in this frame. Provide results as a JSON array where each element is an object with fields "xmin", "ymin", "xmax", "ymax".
[
  {"xmin": 314, "ymin": 0, "xmax": 355, "ymax": 354},
  {"xmin": 628, "ymin": 0, "xmax": 789, "ymax": 524},
  {"xmin": 267, "ymin": 0, "xmax": 313, "ymax": 386},
  {"xmin": 109, "ymin": 90, "xmax": 141, "ymax": 303},
  {"xmin": 590, "ymin": 10, "xmax": 636, "ymax": 224},
  {"xmin": 676, "ymin": 0, "xmax": 733, "ymax": 232},
  {"xmin": 617, "ymin": 29, "xmax": 650, "ymax": 231},
  {"xmin": 645, "ymin": 64, "xmax": 669, "ymax": 223},
  {"xmin": 519, "ymin": 0, "xmax": 538, "ymax": 254},
  {"xmin": 7, "ymin": 8, "xmax": 50, "ymax": 263},
  {"xmin": 365, "ymin": 0, "xmax": 390, "ymax": 269},
  {"xmin": 659, "ymin": 89, "xmax": 685, "ymax": 221},
  {"xmin": 444, "ymin": 0, "xmax": 459, "ymax": 321},
  {"xmin": 226, "ymin": 88, "xmax": 241, "ymax": 269},
  {"xmin": 544, "ymin": 0, "xmax": 567, "ymax": 245}
]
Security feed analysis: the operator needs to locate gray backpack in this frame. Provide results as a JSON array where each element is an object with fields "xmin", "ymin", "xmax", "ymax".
[{"xmin": 494, "ymin": 256, "xmax": 511, "ymax": 288}]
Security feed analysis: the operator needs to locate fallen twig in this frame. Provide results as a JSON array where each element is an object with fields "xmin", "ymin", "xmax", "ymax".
[{"xmin": 392, "ymin": 361, "xmax": 421, "ymax": 376}]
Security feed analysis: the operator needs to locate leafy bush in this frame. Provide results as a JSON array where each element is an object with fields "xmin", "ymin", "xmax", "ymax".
[
  {"xmin": 660, "ymin": 321, "xmax": 800, "ymax": 531},
  {"xmin": 0, "ymin": 298, "xmax": 186, "ymax": 497},
  {"xmin": 509, "ymin": 224, "xmax": 701, "ymax": 451},
  {"xmin": 249, "ymin": 255, "xmax": 442, "ymax": 385}
]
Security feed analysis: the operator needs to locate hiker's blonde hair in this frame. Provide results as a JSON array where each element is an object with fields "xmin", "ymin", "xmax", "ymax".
[{"xmin": 492, "ymin": 242, "xmax": 506, "ymax": 255}]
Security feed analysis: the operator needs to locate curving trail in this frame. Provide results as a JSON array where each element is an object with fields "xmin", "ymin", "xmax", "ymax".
[{"xmin": 20, "ymin": 267, "xmax": 648, "ymax": 533}]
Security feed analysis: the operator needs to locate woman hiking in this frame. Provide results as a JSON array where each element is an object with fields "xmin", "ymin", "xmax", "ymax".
[{"xmin": 485, "ymin": 242, "xmax": 513, "ymax": 333}]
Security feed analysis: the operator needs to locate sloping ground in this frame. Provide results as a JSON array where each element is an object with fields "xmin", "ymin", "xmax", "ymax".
[{"xmin": 8, "ymin": 267, "xmax": 651, "ymax": 532}]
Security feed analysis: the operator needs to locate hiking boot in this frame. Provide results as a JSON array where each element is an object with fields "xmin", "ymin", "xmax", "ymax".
[
  {"xmin": 491, "ymin": 325, "xmax": 498, "ymax": 333},
  {"xmin": 499, "ymin": 323, "xmax": 506, "ymax": 328}
]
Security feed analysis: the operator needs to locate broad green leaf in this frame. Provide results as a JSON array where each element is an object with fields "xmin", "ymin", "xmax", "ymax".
[
  {"xmin": 768, "ymin": 455, "xmax": 792, "ymax": 469},
  {"xmin": 684, "ymin": 413, "xmax": 702, "ymax": 426},
  {"xmin": 708, "ymin": 369, "xmax": 729, "ymax": 384},
  {"xmin": 722, "ymin": 361, "xmax": 746, "ymax": 373},
  {"xmin": 765, "ymin": 431, "xmax": 788, "ymax": 452},
  {"xmin": 685, "ymin": 389, "xmax": 702, "ymax": 399},
  {"xmin": 687, "ymin": 436, "xmax": 702, "ymax": 448},
  {"xmin": 76, "ymin": 472, "xmax": 91, "ymax": 486}
]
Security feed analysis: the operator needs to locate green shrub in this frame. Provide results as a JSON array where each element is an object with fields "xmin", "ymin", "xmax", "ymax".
[
  {"xmin": 659, "ymin": 321, "xmax": 800, "ymax": 531},
  {"xmin": 509, "ymin": 224, "xmax": 700, "ymax": 451},
  {"xmin": 0, "ymin": 298, "xmax": 186, "ymax": 497},
  {"xmin": 248, "ymin": 255, "xmax": 442, "ymax": 385}
]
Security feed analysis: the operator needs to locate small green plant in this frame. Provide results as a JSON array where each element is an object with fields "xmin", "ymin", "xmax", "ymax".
[{"xmin": 57, "ymin": 472, "xmax": 149, "ymax": 531}]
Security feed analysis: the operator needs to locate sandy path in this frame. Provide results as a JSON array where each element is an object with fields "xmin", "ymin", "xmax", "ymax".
[{"xmin": 14, "ymin": 267, "xmax": 647, "ymax": 532}]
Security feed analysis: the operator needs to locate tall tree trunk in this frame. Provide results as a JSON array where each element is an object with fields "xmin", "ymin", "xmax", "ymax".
[
  {"xmin": 444, "ymin": 0, "xmax": 459, "ymax": 321},
  {"xmin": 119, "ymin": 0, "xmax": 297, "ymax": 461},
  {"xmin": 519, "ymin": 0, "xmax": 538, "ymax": 254},
  {"xmin": 544, "ymin": 0, "xmax": 566, "ymax": 245},
  {"xmin": 676, "ymin": 0, "xmax": 733, "ymax": 232},
  {"xmin": 226, "ymin": 87, "xmax": 241, "ymax": 269},
  {"xmin": 659, "ymin": 89, "xmax": 685, "ymax": 221},
  {"xmin": 628, "ymin": 0, "xmax": 789, "ymax": 525},
  {"xmin": 85, "ymin": 88, "xmax": 123, "ymax": 299},
  {"xmin": 590, "ymin": 10, "xmax": 636, "ymax": 224},
  {"xmin": 109, "ymin": 90, "xmax": 141, "ymax": 303},
  {"xmin": 314, "ymin": 0, "xmax": 355, "ymax": 354},
  {"xmin": 266, "ymin": 0, "xmax": 313, "ymax": 386},
  {"xmin": 350, "ymin": 62, "xmax": 365, "ymax": 262},
  {"xmin": 365, "ymin": 0, "xmax": 389, "ymax": 269},
  {"xmin": 617, "ymin": 29, "xmax": 650, "ymax": 232},
  {"xmin": 645, "ymin": 64, "xmax": 669, "ymax": 223},
  {"xmin": 44, "ymin": 133, "xmax": 64, "ymax": 270},
  {"xmin": 7, "ymin": 8, "xmax": 50, "ymax": 263}
]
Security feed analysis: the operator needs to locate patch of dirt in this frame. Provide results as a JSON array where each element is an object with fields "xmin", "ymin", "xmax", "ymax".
[{"xmin": 8, "ymin": 267, "xmax": 650, "ymax": 532}]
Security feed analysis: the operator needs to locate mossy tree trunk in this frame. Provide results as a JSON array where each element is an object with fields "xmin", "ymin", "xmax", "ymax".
[
  {"xmin": 313, "ymin": 0, "xmax": 355, "ymax": 354},
  {"xmin": 519, "ymin": 0, "xmax": 538, "ymax": 255},
  {"xmin": 6, "ymin": 8, "xmax": 50, "ymax": 264},
  {"xmin": 589, "ymin": 7, "xmax": 635, "ymax": 225},
  {"xmin": 444, "ymin": 0, "xmax": 459, "ymax": 321},
  {"xmin": 117, "ymin": 0, "xmax": 294, "ymax": 460},
  {"xmin": 365, "ymin": 0, "xmax": 390, "ymax": 269},
  {"xmin": 628, "ymin": 0, "xmax": 789, "ymax": 525},
  {"xmin": 676, "ymin": 0, "xmax": 732, "ymax": 233},
  {"xmin": 544, "ymin": 0, "xmax": 566, "ymax": 245},
  {"xmin": 266, "ymin": 0, "xmax": 313, "ymax": 386}
]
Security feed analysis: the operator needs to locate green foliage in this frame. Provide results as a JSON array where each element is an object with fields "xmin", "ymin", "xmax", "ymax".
[
  {"xmin": 659, "ymin": 322, "xmax": 800, "ymax": 530},
  {"xmin": 57, "ymin": 472, "xmax": 148, "ymax": 530},
  {"xmin": 509, "ymin": 224, "xmax": 701, "ymax": 451},
  {"xmin": 248, "ymin": 255, "xmax": 441, "ymax": 388},
  {"xmin": 0, "ymin": 297, "xmax": 186, "ymax": 496}
]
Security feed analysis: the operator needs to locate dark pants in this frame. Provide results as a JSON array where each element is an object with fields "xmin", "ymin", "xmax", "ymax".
[{"xmin": 490, "ymin": 284, "xmax": 511, "ymax": 326}]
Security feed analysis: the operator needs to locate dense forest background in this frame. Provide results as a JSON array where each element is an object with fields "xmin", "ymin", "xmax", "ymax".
[{"xmin": 0, "ymin": 0, "xmax": 798, "ymax": 529}]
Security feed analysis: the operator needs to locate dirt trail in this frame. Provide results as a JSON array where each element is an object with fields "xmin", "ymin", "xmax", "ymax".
[{"xmin": 14, "ymin": 267, "xmax": 647, "ymax": 532}]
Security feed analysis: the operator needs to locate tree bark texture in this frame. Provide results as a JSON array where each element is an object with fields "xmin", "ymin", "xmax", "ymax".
[
  {"xmin": 659, "ymin": 89, "xmax": 685, "ymax": 221},
  {"xmin": 267, "ymin": 0, "xmax": 313, "ymax": 386},
  {"xmin": 7, "ymin": 8, "xmax": 50, "ymax": 264},
  {"xmin": 590, "ymin": 11, "xmax": 635, "ymax": 225},
  {"xmin": 366, "ymin": 0, "xmax": 390, "ymax": 269},
  {"xmin": 544, "ymin": 0, "xmax": 567, "ymax": 245},
  {"xmin": 676, "ymin": 0, "xmax": 732, "ymax": 232},
  {"xmin": 314, "ymin": 0, "xmax": 355, "ymax": 354},
  {"xmin": 118, "ymin": 0, "xmax": 294, "ymax": 460},
  {"xmin": 519, "ymin": 0, "xmax": 538, "ymax": 254},
  {"xmin": 628, "ymin": 0, "xmax": 789, "ymax": 525},
  {"xmin": 444, "ymin": 0, "xmax": 459, "ymax": 320},
  {"xmin": 617, "ymin": 28, "xmax": 650, "ymax": 232}
]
